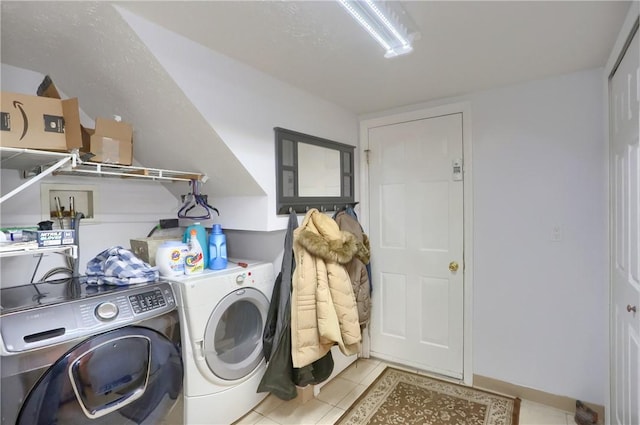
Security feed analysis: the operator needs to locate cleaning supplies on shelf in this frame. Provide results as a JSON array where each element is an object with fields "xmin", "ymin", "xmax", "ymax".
[
  {"xmin": 183, "ymin": 222, "xmax": 209, "ymax": 268},
  {"xmin": 208, "ymin": 224, "xmax": 228, "ymax": 270},
  {"xmin": 184, "ymin": 229, "xmax": 204, "ymax": 275}
]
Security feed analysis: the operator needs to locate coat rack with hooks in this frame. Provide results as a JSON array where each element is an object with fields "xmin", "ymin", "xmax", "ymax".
[{"xmin": 282, "ymin": 202, "xmax": 359, "ymax": 215}]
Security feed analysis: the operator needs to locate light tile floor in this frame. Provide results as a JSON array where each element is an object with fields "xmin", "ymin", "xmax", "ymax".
[{"xmin": 234, "ymin": 358, "xmax": 576, "ymax": 425}]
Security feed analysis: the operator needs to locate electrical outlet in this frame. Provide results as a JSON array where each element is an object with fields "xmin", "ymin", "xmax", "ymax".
[
  {"xmin": 551, "ymin": 225, "xmax": 562, "ymax": 242},
  {"xmin": 159, "ymin": 219, "xmax": 179, "ymax": 229}
]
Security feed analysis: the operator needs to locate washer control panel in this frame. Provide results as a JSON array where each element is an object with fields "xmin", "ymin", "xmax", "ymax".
[
  {"xmin": 95, "ymin": 301, "xmax": 119, "ymax": 321},
  {"xmin": 1, "ymin": 282, "xmax": 177, "ymax": 353},
  {"xmin": 128, "ymin": 289, "xmax": 167, "ymax": 314}
]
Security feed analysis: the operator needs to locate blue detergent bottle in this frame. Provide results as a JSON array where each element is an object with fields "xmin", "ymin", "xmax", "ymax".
[
  {"xmin": 183, "ymin": 222, "xmax": 209, "ymax": 269},
  {"xmin": 208, "ymin": 224, "xmax": 228, "ymax": 270}
]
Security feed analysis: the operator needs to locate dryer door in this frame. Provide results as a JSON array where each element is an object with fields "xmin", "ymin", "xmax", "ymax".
[{"xmin": 203, "ymin": 287, "xmax": 269, "ymax": 380}]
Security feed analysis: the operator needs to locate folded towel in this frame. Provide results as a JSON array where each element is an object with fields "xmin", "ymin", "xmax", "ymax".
[{"xmin": 86, "ymin": 246, "xmax": 158, "ymax": 286}]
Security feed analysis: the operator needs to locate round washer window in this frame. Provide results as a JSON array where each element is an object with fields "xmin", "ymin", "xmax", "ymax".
[
  {"xmin": 203, "ymin": 287, "xmax": 268, "ymax": 380},
  {"xmin": 16, "ymin": 326, "xmax": 182, "ymax": 425}
]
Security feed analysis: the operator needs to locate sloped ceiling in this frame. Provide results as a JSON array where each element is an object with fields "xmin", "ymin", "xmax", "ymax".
[{"xmin": 0, "ymin": 1, "xmax": 264, "ymax": 198}]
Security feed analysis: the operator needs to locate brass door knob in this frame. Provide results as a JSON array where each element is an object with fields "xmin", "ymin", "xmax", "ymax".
[
  {"xmin": 449, "ymin": 261, "xmax": 459, "ymax": 272},
  {"xmin": 628, "ymin": 305, "xmax": 637, "ymax": 313}
]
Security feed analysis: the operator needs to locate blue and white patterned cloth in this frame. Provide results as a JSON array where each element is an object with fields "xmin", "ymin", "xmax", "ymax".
[{"xmin": 86, "ymin": 246, "xmax": 159, "ymax": 286}]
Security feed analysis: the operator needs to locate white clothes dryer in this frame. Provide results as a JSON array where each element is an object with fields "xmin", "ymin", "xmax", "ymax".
[{"xmin": 169, "ymin": 261, "xmax": 275, "ymax": 425}]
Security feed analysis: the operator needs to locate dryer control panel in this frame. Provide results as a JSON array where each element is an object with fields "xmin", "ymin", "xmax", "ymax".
[{"xmin": 230, "ymin": 264, "xmax": 272, "ymax": 287}]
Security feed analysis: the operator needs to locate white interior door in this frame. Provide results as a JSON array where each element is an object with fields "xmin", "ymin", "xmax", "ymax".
[
  {"xmin": 367, "ymin": 113, "xmax": 464, "ymax": 378},
  {"xmin": 610, "ymin": 23, "xmax": 640, "ymax": 425}
]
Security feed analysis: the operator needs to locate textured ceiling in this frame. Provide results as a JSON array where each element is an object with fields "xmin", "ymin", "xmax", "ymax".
[
  {"xmin": 117, "ymin": 0, "xmax": 632, "ymax": 114},
  {"xmin": 0, "ymin": 0, "xmax": 632, "ymax": 201},
  {"xmin": 0, "ymin": 1, "xmax": 264, "ymax": 198}
]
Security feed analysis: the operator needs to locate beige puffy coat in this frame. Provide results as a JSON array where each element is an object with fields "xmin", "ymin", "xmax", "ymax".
[{"xmin": 291, "ymin": 209, "xmax": 362, "ymax": 368}]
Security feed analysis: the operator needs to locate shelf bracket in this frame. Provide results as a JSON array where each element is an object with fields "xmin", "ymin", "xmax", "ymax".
[
  {"xmin": 1, "ymin": 155, "xmax": 72, "ymax": 204},
  {"xmin": 1, "ymin": 146, "xmax": 205, "ymax": 201}
]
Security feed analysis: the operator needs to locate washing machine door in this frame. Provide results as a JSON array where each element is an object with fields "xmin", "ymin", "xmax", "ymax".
[
  {"xmin": 203, "ymin": 287, "xmax": 269, "ymax": 380},
  {"xmin": 16, "ymin": 326, "xmax": 182, "ymax": 425}
]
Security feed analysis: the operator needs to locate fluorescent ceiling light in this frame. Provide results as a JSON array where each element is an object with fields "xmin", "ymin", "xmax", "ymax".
[{"xmin": 337, "ymin": 0, "xmax": 417, "ymax": 58}]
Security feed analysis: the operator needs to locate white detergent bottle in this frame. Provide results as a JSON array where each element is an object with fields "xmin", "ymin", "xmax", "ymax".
[{"xmin": 184, "ymin": 229, "xmax": 204, "ymax": 275}]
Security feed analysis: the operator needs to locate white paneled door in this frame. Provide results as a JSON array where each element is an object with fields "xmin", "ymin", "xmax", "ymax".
[
  {"xmin": 367, "ymin": 113, "xmax": 464, "ymax": 378},
  {"xmin": 610, "ymin": 22, "xmax": 640, "ymax": 425}
]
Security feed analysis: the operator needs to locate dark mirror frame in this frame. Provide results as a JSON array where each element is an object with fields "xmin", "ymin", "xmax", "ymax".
[{"xmin": 275, "ymin": 127, "xmax": 355, "ymax": 215}]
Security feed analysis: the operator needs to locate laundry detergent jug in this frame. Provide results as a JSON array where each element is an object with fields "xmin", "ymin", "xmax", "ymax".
[
  {"xmin": 155, "ymin": 241, "xmax": 188, "ymax": 277},
  {"xmin": 208, "ymin": 224, "xmax": 227, "ymax": 270},
  {"xmin": 184, "ymin": 229, "xmax": 204, "ymax": 275},
  {"xmin": 183, "ymin": 222, "xmax": 209, "ymax": 268}
]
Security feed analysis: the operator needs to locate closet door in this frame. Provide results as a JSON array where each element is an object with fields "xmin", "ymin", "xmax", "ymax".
[{"xmin": 610, "ymin": 19, "xmax": 639, "ymax": 425}]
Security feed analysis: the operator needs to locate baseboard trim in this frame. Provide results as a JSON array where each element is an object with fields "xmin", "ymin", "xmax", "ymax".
[{"xmin": 473, "ymin": 374, "xmax": 605, "ymax": 421}]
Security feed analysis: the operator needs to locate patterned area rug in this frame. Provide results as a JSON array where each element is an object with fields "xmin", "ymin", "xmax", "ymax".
[{"xmin": 337, "ymin": 367, "xmax": 520, "ymax": 425}]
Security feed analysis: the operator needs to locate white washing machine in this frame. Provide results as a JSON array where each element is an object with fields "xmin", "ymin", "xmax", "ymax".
[{"xmin": 168, "ymin": 261, "xmax": 275, "ymax": 425}]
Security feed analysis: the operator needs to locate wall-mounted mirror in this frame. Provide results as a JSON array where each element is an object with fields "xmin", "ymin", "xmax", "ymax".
[{"xmin": 275, "ymin": 127, "xmax": 355, "ymax": 215}]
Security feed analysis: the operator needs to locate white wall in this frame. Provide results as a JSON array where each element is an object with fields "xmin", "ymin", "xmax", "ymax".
[
  {"xmin": 362, "ymin": 68, "xmax": 608, "ymax": 404},
  {"xmin": 472, "ymin": 69, "xmax": 607, "ymax": 405},
  {"xmin": 115, "ymin": 6, "xmax": 359, "ymax": 231}
]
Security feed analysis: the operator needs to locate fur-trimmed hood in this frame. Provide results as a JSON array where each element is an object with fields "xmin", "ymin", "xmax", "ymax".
[{"xmin": 296, "ymin": 210, "xmax": 358, "ymax": 264}]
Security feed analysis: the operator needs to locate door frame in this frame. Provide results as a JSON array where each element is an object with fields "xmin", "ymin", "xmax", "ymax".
[
  {"xmin": 359, "ymin": 101, "xmax": 474, "ymax": 385},
  {"xmin": 605, "ymin": 3, "xmax": 640, "ymax": 423}
]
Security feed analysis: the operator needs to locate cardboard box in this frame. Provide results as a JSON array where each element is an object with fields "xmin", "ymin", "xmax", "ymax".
[
  {"xmin": 37, "ymin": 76, "xmax": 133, "ymax": 164},
  {"xmin": 37, "ymin": 75, "xmax": 91, "ymax": 153},
  {"xmin": 89, "ymin": 117, "xmax": 133, "ymax": 165},
  {"xmin": 23, "ymin": 229, "xmax": 75, "ymax": 247},
  {"xmin": 36, "ymin": 75, "xmax": 62, "ymax": 99},
  {"xmin": 0, "ymin": 92, "xmax": 82, "ymax": 151}
]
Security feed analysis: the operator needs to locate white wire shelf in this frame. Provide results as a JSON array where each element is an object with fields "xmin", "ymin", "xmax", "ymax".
[
  {"xmin": 1, "ymin": 147, "xmax": 73, "ymax": 171},
  {"xmin": 1, "ymin": 147, "xmax": 207, "ymax": 204},
  {"xmin": 55, "ymin": 160, "xmax": 206, "ymax": 182},
  {"xmin": 0, "ymin": 243, "xmax": 77, "ymax": 259}
]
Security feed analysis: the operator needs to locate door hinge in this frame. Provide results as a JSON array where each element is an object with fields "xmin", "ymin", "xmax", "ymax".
[{"xmin": 364, "ymin": 149, "xmax": 371, "ymax": 165}]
